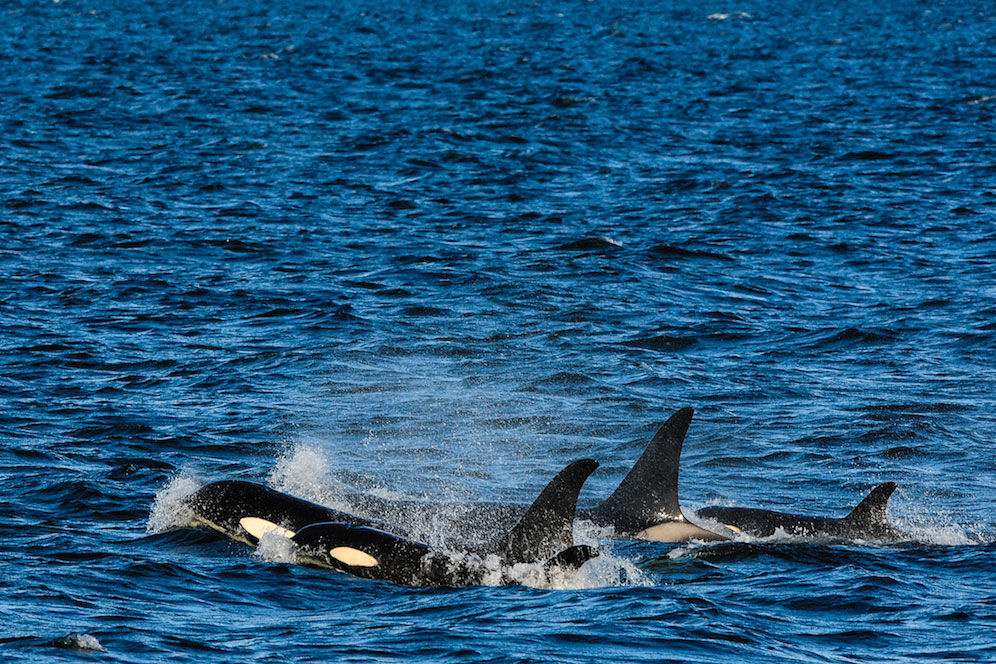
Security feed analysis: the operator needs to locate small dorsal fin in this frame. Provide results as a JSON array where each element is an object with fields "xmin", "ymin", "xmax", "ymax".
[
  {"xmin": 844, "ymin": 482, "xmax": 897, "ymax": 527},
  {"xmin": 493, "ymin": 459, "xmax": 598, "ymax": 564},
  {"xmin": 589, "ymin": 407, "xmax": 693, "ymax": 533}
]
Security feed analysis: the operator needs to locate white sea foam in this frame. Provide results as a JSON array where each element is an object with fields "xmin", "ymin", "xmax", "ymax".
[
  {"xmin": 551, "ymin": 549, "xmax": 650, "ymax": 589},
  {"xmin": 146, "ymin": 473, "xmax": 202, "ymax": 534},
  {"xmin": 706, "ymin": 11, "xmax": 751, "ymax": 20},
  {"xmin": 254, "ymin": 530, "xmax": 298, "ymax": 564},
  {"xmin": 428, "ymin": 546, "xmax": 648, "ymax": 590},
  {"xmin": 523, "ymin": 521, "xmax": 650, "ymax": 589},
  {"xmin": 877, "ymin": 490, "xmax": 981, "ymax": 546}
]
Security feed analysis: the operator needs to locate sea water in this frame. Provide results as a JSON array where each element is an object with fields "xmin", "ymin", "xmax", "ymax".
[{"xmin": 3, "ymin": 0, "xmax": 996, "ymax": 661}]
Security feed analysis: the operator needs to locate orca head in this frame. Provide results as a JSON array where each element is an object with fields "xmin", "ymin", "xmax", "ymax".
[
  {"xmin": 183, "ymin": 480, "xmax": 372, "ymax": 545},
  {"xmin": 182, "ymin": 481, "xmax": 279, "ymax": 542},
  {"xmin": 292, "ymin": 522, "xmax": 431, "ymax": 583}
]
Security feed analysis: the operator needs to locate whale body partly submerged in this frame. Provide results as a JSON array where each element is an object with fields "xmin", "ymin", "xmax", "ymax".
[{"xmin": 696, "ymin": 482, "xmax": 906, "ymax": 542}]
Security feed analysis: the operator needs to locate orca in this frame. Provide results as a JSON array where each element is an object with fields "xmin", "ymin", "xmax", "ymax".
[
  {"xmin": 695, "ymin": 482, "xmax": 908, "ymax": 542},
  {"xmin": 180, "ymin": 459, "xmax": 600, "ymax": 586},
  {"xmin": 181, "ymin": 479, "xmax": 376, "ymax": 547},
  {"xmin": 291, "ymin": 523, "xmax": 596, "ymax": 586},
  {"xmin": 343, "ymin": 407, "xmax": 727, "ymax": 543}
]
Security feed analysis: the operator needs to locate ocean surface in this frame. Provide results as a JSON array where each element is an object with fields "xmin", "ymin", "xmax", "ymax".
[{"xmin": 3, "ymin": 0, "xmax": 996, "ymax": 661}]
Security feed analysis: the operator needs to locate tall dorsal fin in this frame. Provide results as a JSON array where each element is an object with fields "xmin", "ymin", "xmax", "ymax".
[
  {"xmin": 844, "ymin": 482, "xmax": 897, "ymax": 527},
  {"xmin": 588, "ymin": 407, "xmax": 693, "ymax": 534},
  {"xmin": 492, "ymin": 459, "xmax": 598, "ymax": 564}
]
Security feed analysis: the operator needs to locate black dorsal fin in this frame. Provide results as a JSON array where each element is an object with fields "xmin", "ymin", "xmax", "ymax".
[
  {"xmin": 492, "ymin": 459, "xmax": 598, "ymax": 564},
  {"xmin": 844, "ymin": 482, "xmax": 897, "ymax": 527},
  {"xmin": 588, "ymin": 407, "xmax": 693, "ymax": 534}
]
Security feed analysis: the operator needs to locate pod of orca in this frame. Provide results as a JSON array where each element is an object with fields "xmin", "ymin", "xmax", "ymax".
[{"xmin": 176, "ymin": 407, "xmax": 908, "ymax": 586}]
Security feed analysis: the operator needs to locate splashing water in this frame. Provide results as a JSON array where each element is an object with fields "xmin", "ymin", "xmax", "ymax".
[
  {"xmin": 146, "ymin": 473, "xmax": 202, "ymax": 534},
  {"xmin": 268, "ymin": 441, "xmax": 353, "ymax": 512},
  {"xmin": 254, "ymin": 531, "xmax": 299, "ymax": 565},
  {"xmin": 892, "ymin": 513, "xmax": 982, "ymax": 546}
]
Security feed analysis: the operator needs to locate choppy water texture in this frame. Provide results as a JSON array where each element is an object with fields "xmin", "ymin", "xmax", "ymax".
[{"xmin": 3, "ymin": 0, "xmax": 996, "ymax": 661}]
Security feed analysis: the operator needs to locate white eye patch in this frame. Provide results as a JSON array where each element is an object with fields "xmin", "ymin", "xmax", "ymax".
[
  {"xmin": 240, "ymin": 517, "xmax": 296, "ymax": 540},
  {"xmin": 328, "ymin": 547, "xmax": 378, "ymax": 567}
]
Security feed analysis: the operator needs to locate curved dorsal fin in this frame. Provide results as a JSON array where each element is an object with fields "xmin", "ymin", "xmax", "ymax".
[
  {"xmin": 844, "ymin": 482, "xmax": 897, "ymax": 527},
  {"xmin": 493, "ymin": 459, "xmax": 598, "ymax": 564},
  {"xmin": 589, "ymin": 407, "xmax": 693, "ymax": 533}
]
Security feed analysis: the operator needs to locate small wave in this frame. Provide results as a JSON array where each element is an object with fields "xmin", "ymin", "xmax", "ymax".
[
  {"xmin": 794, "ymin": 326, "xmax": 899, "ymax": 349},
  {"xmin": 858, "ymin": 401, "xmax": 971, "ymax": 414},
  {"xmin": 649, "ymin": 243, "xmax": 734, "ymax": 262},
  {"xmin": 829, "ymin": 327, "xmax": 898, "ymax": 344},
  {"xmin": 554, "ymin": 236, "xmax": 623, "ymax": 252},
  {"xmin": 621, "ymin": 334, "xmax": 698, "ymax": 352},
  {"xmin": 401, "ymin": 305, "xmax": 449, "ymax": 317},
  {"xmin": 839, "ymin": 150, "xmax": 896, "ymax": 161},
  {"xmin": 530, "ymin": 371, "xmax": 596, "ymax": 387},
  {"xmin": 706, "ymin": 11, "xmax": 751, "ymax": 20},
  {"xmin": 966, "ymin": 94, "xmax": 996, "ymax": 105},
  {"xmin": 880, "ymin": 445, "xmax": 922, "ymax": 459}
]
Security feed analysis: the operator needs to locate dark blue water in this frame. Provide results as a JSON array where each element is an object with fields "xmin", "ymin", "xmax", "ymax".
[{"xmin": 3, "ymin": 0, "xmax": 996, "ymax": 660}]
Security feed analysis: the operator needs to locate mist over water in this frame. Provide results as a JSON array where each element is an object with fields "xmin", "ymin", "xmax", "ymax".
[{"xmin": 4, "ymin": 0, "xmax": 996, "ymax": 661}]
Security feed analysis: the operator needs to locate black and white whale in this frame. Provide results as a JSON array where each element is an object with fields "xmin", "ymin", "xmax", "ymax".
[
  {"xmin": 180, "ymin": 459, "xmax": 600, "ymax": 586},
  {"xmin": 696, "ymin": 482, "xmax": 907, "ymax": 542},
  {"xmin": 343, "ymin": 407, "xmax": 727, "ymax": 543}
]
